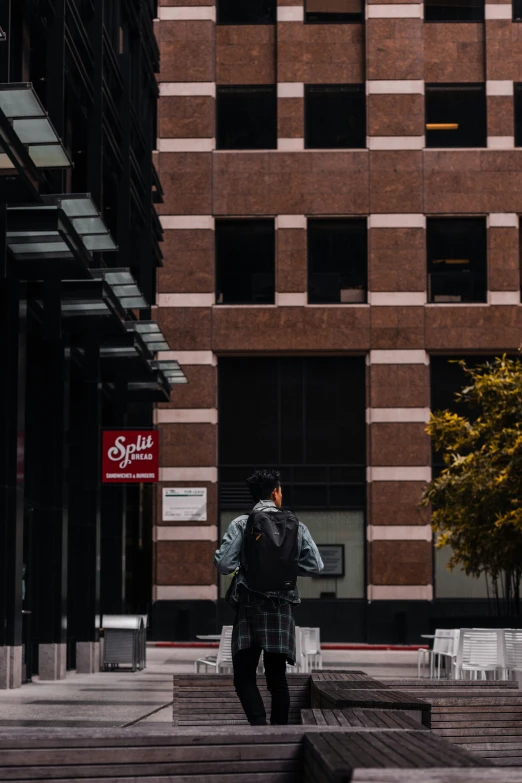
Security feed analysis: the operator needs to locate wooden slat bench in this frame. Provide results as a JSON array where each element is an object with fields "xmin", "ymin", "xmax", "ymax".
[
  {"xmin": 0, "ymin": 727, "xmax": 307, "ymax": 782},
  {"xmin": 349, "ymin": 771, "xmax": 522, "ymax": 782},
  {"xmin": 385, "ymin": 679, "xmax": 522, "ymax": 767},
  {"xmin": 311, "ymin": 675, "xmax": 431, "ymax": 728},
  {"xmin": 173, "ymin": 674, "xmax": 310, "ymax": 726},
  {"xmin": 303, "ymin": 729, "xmax": 488, "ymax": 783},
  {"xmin": 302, "ymin": 708, "xmax": 427, "ymax": 730}
]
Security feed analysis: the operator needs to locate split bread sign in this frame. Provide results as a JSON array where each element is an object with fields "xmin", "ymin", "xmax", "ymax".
[{"xmin": 102, "ymin": 430, "xmax": 159, "ymax": 483}]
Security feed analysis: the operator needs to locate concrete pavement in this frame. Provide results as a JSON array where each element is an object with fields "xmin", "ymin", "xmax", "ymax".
[{"xmin": 0, "ymin": 646, "xmax": 420, "ymax": 730}]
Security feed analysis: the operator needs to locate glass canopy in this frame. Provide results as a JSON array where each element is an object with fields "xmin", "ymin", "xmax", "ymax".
[
  {"xmin": 125, "ymin": 321, "xmax": 171, "ymax": 352},
  {"xmin": 43, "ymin": 194, "xmax": 117, "ymax": 253},
  {"xmin": 149, "ymin": 359, "xmax": 187, "ymax": 384},
  {"xmin": 0, "ymin": 83, "xmax": 71, "ymax": 169},
  {"xmin": 91, "ymin": 268, "xmax": 148, "ymax": 309}
]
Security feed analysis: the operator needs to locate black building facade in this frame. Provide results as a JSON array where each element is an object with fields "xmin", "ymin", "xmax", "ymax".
[{"xmin": 0, "ymin": 0, "xmax": 174, "ymax": 687}]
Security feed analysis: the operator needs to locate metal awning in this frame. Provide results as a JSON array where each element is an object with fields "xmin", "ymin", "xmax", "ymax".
[
  {"xmin": 42, "ymin": 194, "xmax": 117, "ymax": 253},
  {"xmin": 6, "ymin": 204, "xmax": 92, "ymax": 277},
  {"xmin": 60, "ymin": 280, "xmax": 126, "ymax": 323},
  {"xmin": 91, "ymin": 268, "xmax": 148, "ymax": 309},
  {"xmin": 6, "ymin": 195, "xmax": 116, "ymax": 279},
  {"xmin": 126, "ymin": 371, "xmax": 171, "ymax": 402},
  {"xmin": 27, "ymin": 279, "xmax": 127, "ymax": 336},
  {"xmin": 149, "ymin": 359, "xmax": 188, "ymax": 385},
  {"xmin": 0, "ymin": 83, "xmax": 71, "ymax": 170},
  {"xmin": 124, "ymin": 321, "xmax": 170, "ymax": 352}
]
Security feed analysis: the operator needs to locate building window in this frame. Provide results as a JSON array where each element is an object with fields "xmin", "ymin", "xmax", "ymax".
[
  {"xmin": 515, "ymin": 0, "xmax": 522, "ymax": 20},
  {"xmin": 305, "ymin": 85, "xmax": 366, "ymax": 149},
  {"xmin": 425, "ymin": 84, "xmax": 486, "ymax": 148},
  {"xmin": 308, "ymin": 219, "xmax": 367, "ymax": 304},
  {"xmin": 515, "ymin": 84, "xmax": 522, "ymax": 146},
  {"xmin": 427, "ymin": 218, "xmax": 487, "ymax": 304},
  {"xmin": 218, "ymin": 357, "xmax": 366, "ymax": 504},
  {"xmin": 216, "ymin": 86, "xmax": 277, "ymax": 150},
  {"xmin": 424, "ymin": 0, "xmax": 484, "ymax": 22},
  {"xmin": 430, "ymin": 356, "xmax": 492, "ymax": 599},
  {"xmin": 218, "ymin": 356, "xmax": 366, "ymax": 600},
  {"xmin": 305, "ymin": 0, "xmax": 364, "ymax": 23},
  {"xmin": 215, "ymin": 220, "xmax": 275, "ymax": 305},
  {"xmin": 217, "ymin": 0, "xmax": 276, "ymax": 24}
]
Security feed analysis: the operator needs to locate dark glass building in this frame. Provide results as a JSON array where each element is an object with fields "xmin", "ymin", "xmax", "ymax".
[{"xmin": 0, "ymin": 0, "xmax": 175, "ymax": 687}]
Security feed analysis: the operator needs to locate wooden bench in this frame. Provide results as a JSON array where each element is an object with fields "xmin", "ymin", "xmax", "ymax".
[
  {"xmin": 304, "ymin": 729, "xmax": 489, "ymax": 783},
  {"xmin": 0, "ymin": 727, "xmax": 306, "ymax": 782},
  {"xmin": 302, "ymin": 708, "xmax": 427, "ymax": 730},
  {"xmin": 311, "ymin": 675, "xmax": 431, "ymax": 728},
  {"xmin": 386, "ymin": 679, "xmax": 522, "ymax": 767},
  {"xmin": 173, "ymin": 673, "xmax": 310, "ymax": 726}
]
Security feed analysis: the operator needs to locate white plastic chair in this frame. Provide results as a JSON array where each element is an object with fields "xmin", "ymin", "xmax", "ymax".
[
  {"xmin": 417, "ymin": 646, "xmax": 430, "ymax": 678},
  {"xmin": 194, "ymin": 626, "xmax": 233, "ymax": 673},
  {"xmin": 455, "ymin": 628, "xmax": 507, "ymax": 680},
  {"xmin": 503, "ymin": 629, "xmax": 522, "ymax": 678},
  {"xmin": 301, "ymin": 627, "xmax": 322, "ymax": 673},
  {"xmin": 432, "ymin": 629, "xmax": 459, "ymax": 678}
]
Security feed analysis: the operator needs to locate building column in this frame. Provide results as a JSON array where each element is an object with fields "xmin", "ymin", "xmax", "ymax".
[
  {"xmin": 0, "ymin": 268, "xmax": 26, "ymax": 688},
  {"xmin": 26, "ymin": 286, "xmax": 70, "ymax": 681},
  {"xmin": 100, "ymin": 386, "xmax": 128, "ymax": 617},
  {"xmin": 367, "ymin": 350, "xmax": 432, "ymax": 607},
  {"xmin": 67, "ymin": 341, "xmax": 101, "ymax": 673}
]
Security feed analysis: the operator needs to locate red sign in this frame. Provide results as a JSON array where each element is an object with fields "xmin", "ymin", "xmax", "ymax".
[{"xmin": 102, "ymin": 430, "xmax": 159, "ymax": 483}]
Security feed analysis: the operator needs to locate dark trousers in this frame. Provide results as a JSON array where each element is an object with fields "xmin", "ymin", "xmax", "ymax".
[{"xmin": 233, "ymin": 646, "xmax": 290, "ymax": 726}]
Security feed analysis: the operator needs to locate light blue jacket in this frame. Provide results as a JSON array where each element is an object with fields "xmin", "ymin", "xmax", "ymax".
[{"xmin": 214, "ymin": 500, "xmax": 324, "ymax": 605}]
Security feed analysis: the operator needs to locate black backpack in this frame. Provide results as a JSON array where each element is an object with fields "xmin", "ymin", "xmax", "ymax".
[{"xmin": 240, "ymin": 508, "xmax": 299, "ymax": 593}]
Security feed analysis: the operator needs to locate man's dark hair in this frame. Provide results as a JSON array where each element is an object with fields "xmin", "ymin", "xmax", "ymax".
[{"xmin": 246, "ymin": 469, "xmax": 281, "ymax": 503}]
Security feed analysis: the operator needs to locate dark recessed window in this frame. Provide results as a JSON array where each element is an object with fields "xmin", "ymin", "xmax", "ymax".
[
  {"xmin": 216, "ymin": 86, "xmax": 277, "ymax": 150},
  {"xmin": 425, "ymin": 84, "xmax": 486, "ymax": 148},
  {"xmin": 427, "ymin": 218, "xmax": 487, "ymax": 304},
  {"xmin": 514, "ymin": 0, "xmax": 522, "ymax": 20},
  {"xmin": 216, "ymin": 220, "xmax": 275, "ymax": 305},
  {"xmin": 515, "ymin": 84, "xmax": 522, "ymax": 146},
  {"xmin": 305, "ymin": 85, "xmax": 366, "ymax": 149},
  {"xmin": 308, "ymin": 219, "xmax": 367, "ymax": 304},
  {"xmin": 425, "ymin": 0, "xmax": 484, "ymax": 21},
  {"xmin": 306, "ymin": 0, "xmax": 364, "ymax": 23},
  {"xmin": 217, "ymin": 0, "xmax": 276, "ymax": 23}
]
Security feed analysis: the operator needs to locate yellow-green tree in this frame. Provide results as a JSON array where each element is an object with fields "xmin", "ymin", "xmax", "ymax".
[{"xmin": 421, "ymin": 355, "xmax": 522, "ymax": 615}]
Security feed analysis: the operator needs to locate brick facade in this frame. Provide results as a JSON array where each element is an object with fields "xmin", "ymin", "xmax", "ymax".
[{"xmin": 155, "ymin": 0, "xmax": 522, "ymax": 619}]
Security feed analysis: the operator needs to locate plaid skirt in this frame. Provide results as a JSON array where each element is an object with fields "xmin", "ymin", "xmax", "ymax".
[{"xmin": 232, "ymin": 600, "xmax": 296, "ymax": 665}]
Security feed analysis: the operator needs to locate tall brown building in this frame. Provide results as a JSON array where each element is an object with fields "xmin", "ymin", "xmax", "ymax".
[{"xmin": 152, "ymin": 0, "xmax": 522, "ymax": 642}]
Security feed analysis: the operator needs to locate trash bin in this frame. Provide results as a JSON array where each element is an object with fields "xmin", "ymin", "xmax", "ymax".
[
  {"xmin": 102, "ymin": 615, "xmax": 143, "ymax": 672},
  {"xmin": 138, "ymin": 614, "xmax": 148, "ymax": 670}
]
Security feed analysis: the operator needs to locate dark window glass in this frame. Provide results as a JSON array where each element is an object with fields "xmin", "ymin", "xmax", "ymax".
[
  {"xmin": 308, "ymin": 219, "xmax": 367, "ymax": 304},
  {"xmin": 216, "ymin": 219, "xmax": 275, "ymax": 304},
  {"xmin": 218, "ymin": 357, "xmax": 366, "ymax": 508},
  {"xmin": 216, "ymin": 86, "xmax": 277, "ymax": 150},
  {"xmin": 425, "ymin": 84, "xmax": 486, "ymax": 148},
  {"xmin": 305, "ymin": 85, "xmax": 366, "ymax": 149},
  {"xmin": 514, "ymin": 0, "xmax": 522, "ymax": 19},
  {"xmin": 218, "ymin": 0, "xmax": 276, "ymax": 23},
  {"xmin": 306, "ymin": 0, "xmax": 364, "ymax": 23},
  {"xmin": 427, "ymin": 218, "xmax": 487, "ymax": 303},
  {"xmin": 430, "ymin": 355, "xmax": 499, "ymax": 473},
  {"xmin": 515, "ymin": 84, "xmax": 522, "ymax": 146},
  {"xmin": 425, "ymin": 0, "xmax": 484, "ymax": 21}
]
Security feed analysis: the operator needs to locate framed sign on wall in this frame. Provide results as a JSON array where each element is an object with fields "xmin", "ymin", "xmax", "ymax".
[
  {"xmin": 162, "ymin": 488, "xmax": 208, "ymax": 522},
  {"xmin": 314, "ymin": 544, "xmax": 345, "ymax": 578}
]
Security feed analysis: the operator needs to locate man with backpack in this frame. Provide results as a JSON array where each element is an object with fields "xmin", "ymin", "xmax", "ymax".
[{"xmin": 214, "ymin": 469, "xmax": 323, "ymax": 726}]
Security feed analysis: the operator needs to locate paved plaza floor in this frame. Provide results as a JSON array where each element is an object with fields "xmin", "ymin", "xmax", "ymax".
[{"xmin": 0, "ymin": 647, "xmax": 420, "ymax": 731}]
